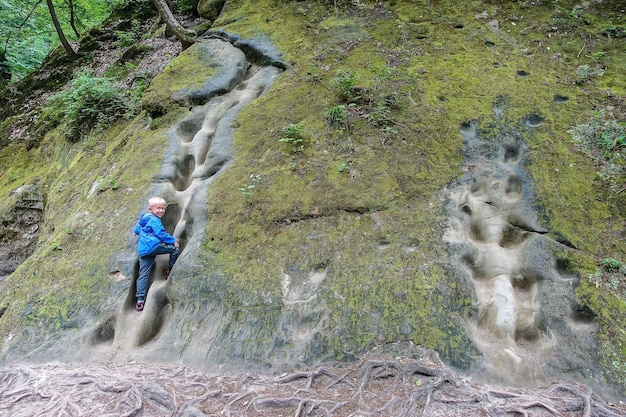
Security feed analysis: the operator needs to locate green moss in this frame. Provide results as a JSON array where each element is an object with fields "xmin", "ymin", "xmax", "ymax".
[
  {"xmin": 576, "ymin": 271, "xmax": 626, "ymax": 388},
  {"xmin": 556, "ymin": 247, "xmax": 626, "ymax": 390},
  {"xmin": 0, "ymin": 109, "xmax": 170, "ymax": 346},
  {"xmin": 198, "ymin": 0, "xmax": 626, "ymax": 374},
  {"xmin": 0, "ymin": 145, "xmax": 45, "ymax": 191},
  {"xmin": 141, "ymin": 42, "xmax": 221, "ymax": 115}
]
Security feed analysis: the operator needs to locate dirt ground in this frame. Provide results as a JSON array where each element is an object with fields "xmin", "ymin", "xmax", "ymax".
[{"xmin": 1, "ymin": 345, "xmax": 623, "ymax": 417}]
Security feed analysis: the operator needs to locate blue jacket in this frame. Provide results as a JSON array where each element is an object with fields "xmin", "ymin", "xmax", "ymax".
[{"xmin": 134, "ymin": 213, "xmax": 176, "ymax": 256}]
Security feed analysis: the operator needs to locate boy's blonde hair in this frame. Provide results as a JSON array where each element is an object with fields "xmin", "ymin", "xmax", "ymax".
[{"xmin": 148, "ymin": 196, "xmax": 166, "ymax": 207}]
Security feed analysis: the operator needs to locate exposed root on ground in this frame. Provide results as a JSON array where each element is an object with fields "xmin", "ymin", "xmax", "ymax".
[{"xmin": 0, "ymin": 352, "xmax": 623, "ymax": 417}]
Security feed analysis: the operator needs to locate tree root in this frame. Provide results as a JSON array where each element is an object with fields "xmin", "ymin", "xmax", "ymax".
[{"xmin": 0, "ymin": 354, "xmax": 623, "ymax": 417}]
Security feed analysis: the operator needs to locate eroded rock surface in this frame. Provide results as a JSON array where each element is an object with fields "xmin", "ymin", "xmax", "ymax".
[
  {"xmin": 86, "ymin": 38, "xmax": 282, "ymax": 362},
  {"xmin": 445, "ymin": 99, "xmax": 603, "ymax": 388}
]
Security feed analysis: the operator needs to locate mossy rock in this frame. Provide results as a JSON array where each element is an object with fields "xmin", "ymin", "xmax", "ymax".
[
  {"xmin": 193, "ymin": 20, "xmax": 214, "ymax": 35},
  {"xmin": 79, "ymin": 28, "xmax": 116, "ymax": 53},
  {"xmin": 141, "ymin": 40, "xmax": 245, "ymax": 116},
  {"xmin": 119, "ymin": 43, "xmax": 152, "ymax": 63},
  {"xmin": 0, "ymin": 0, "xmax": 625, "ymax": 396},
  {"xmin": 197, "ymin": 0, "xmax": 226, "ymax": 21}
]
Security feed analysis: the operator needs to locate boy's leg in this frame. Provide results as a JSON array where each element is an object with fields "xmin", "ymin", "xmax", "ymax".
[
  {"xmin": 136, "ymin": 255, "xmax": 156, "ymax": 302},
  {"xmin": 152, "ymin": 243, "xmax": 180, "ymax": 272},
  {"xmin": 168, "ymin": 245, "xmax": 179, "ymax": 271}
]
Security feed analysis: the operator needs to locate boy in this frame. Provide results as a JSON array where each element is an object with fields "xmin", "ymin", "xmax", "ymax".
[{"xmin": 133, "ymin": 196, "xmax": 179, "ymax": 311}]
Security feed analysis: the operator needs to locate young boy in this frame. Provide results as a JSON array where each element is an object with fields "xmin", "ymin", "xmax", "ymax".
[{"xmin": 133, "ymin": 196, "xmax": 179, "ymax": 311}]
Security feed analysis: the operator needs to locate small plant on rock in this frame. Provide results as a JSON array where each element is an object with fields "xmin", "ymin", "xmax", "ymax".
[
  {"xmin": 238, "ymin": 174, "xmax": 261, "ymax": 203},
  {"xmin": 365, "ymin": 100, "xmax": 397, "ymax": 134},
  {"xmin": 601, "ymin": 24, "xmax": 626, "ymax": 38},
  {"xmin": 552, "ymin": 6, "xmax": 583, "ymax": 30},
  {"xmin": 602, "ymin": 258, "xmax": 621, "ymax": 271},
  {"xmin": 568, "ymin": 111, "xmax": 625, "ymax": 189},
  {"xmin": 279, "ymin": 123, "xmax": 306, "ymax": 153},
  {"xmin": 325, "ymin": 104, "xmax": 352, "ymax": 133},
  {"xmin": 575, "ymin": 64, "xmax": 605, "ymax": 84},
  {"xmin": 331, "ymin": 69, "xmax": 360, "ymax": 103}
]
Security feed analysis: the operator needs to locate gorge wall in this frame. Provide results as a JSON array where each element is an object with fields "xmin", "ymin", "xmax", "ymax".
[{"xmin": 0, "ymin": 0, "xmax": 624, "ymax": 398}]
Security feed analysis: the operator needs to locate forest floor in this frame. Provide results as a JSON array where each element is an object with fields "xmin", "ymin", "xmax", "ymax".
[{"xmin": 0, "ymin": 345, "xmax": 624, "ymax": 417}]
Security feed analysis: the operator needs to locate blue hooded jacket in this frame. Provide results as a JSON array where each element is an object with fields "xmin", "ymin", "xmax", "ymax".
[{"xmin": 134, "ymin": 213, "xmax": 176, "ymax": 256}]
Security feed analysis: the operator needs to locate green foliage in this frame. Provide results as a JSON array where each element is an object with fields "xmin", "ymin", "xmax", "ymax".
[
  {"xmin": 586, "ymin": 51, "xmax": 606, "ymax": 64},
  {"xmin": 588, "ymin": 261, "xmax": 626, "ymax": 294},
  {"xmin": 568, "ymin": 112, "xmax": 626, "ymax": 189},
  {"xmin": 1, "ymin": 0, "xmax": 54, "ymax": 78},
  {"xmin": 97, "ymin": 176, "xmax": 119, "ymax": 192},
  {"xmin": 0, "ymin": 0, "xmax": 124, "ymax": 80},
  {"xmin": 238, "ymin": 174, "xmax": 261, "ymax": 203},
  {"xmin": 328, "ymin": 65, "xmax": 401, "ymax": 142},
  {"xmin": 325, "ymin": 104, "xmax": 352, "ymax": 133},
  {"xmin": 552, "ymin": 6, "xmax": 584, "ymax": 30},
  {"xmin": 331, "ymin": 69, "xmax": 359, "ymax": 102},
  {"xmin": 602, "ymin": 258, "xmax": 621, "ymax": 271},
  {"xmin": 601, "ymin": 24, "xmax": 626, "ymax": 38},
  {"xmin": 365, "ymin": 100, "xmax": 397, "ymax": 136},
  {"xmin": 114, "ymin": 30, "xmax": 137, "ymax": 48},
  {"xmin": 575, "ymin": 64, "xmax": 605, "ymax": 84},
  {"xmin": 128, "ymin": 69, "xmax": 152, "ymax": 108},
  {"xmin": 175, "ymin": 0, "xmax": 198, "ymax": 13},
  {"xmin": 112, "ymin": 17, "xmax": 141, "ymax": 49},
  {"xmin": 42, "ymin": 69, "xmax": 131, "ymax": 142},
  {"xmin": 279, "ymin": 122, "xmax": 306, "ymax": 153},
  {"xmin": 103, "ymin": 60, "xmax": 137, "ymax": 79},
  {"xmin": 101, "ymin": 61, "xmax": 151, "ymax": 114}
]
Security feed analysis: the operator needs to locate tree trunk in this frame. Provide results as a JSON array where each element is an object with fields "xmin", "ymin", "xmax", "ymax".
[
  {"xmin": 152, "ymin": 0, "xmax": 197, "ymax": 49},
  {"xmin": 66, "ymin": 0, "xmax": 81, "ymax": 39},
  {"xmin": 0, "ymin": 50, "xmax": 11, "ymax": 85},
  {"xmin": 46, "ymin": 0, "xmax": 79, "ymax": 59}
]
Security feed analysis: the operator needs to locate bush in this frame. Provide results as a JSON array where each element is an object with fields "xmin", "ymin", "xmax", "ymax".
[
  {"xmin": 114, "ymin": 30, "xmax": 138, "ymax": 48},
  {"xmin": 43, "ymin": 69, "xmax": 130, "ymax": 142}
]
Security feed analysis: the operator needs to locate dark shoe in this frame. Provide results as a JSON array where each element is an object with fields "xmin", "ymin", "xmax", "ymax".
[{"xmin": 136, "ymin": 300, "xmax": 145, "ymax": 311}]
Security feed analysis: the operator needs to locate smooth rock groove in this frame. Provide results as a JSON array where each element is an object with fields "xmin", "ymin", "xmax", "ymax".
[
  {"xmin": 445, "ymin": 100, "xmax": 601, "ymax": 387},
  {"xmin": 88, "ymin": 39, "xmax": 282, "ymax": 359}
]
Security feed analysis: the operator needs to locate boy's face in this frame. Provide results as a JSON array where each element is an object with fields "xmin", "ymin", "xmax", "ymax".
[{"xmin": 148, "ymin": 202, "xmax": 167, "ymax": 218}]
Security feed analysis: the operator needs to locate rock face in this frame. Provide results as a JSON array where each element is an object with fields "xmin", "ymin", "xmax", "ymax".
[
  {"xmin": 0, "ymin": 0, "xmax": 624, "ymax": 400},
  {"xmin": 0, "ymin": 184, "xmax": 44, "ymax": 281},
  {"xmin": 444, "ymin": 103, "xmax": 603, "ymax": 387},
  {"xmin": 83, "ymin": 38, "xmax": 283, "ymax": 365}
]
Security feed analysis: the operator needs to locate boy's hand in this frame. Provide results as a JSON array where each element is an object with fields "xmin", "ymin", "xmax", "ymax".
[{"xmin": 174, "ymin": 241, "xmax": 180, "ymax": 248}]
